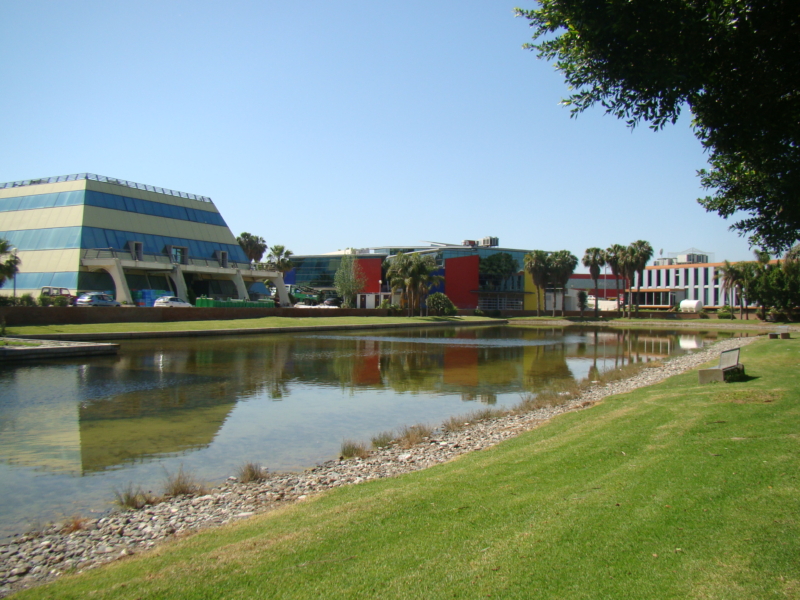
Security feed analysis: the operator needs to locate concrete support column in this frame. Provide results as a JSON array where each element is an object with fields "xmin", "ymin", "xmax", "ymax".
[
  {"xmin": 168, "ymin": 265, "xmax": 189, "ymax": 300},
  {"xmin": 267, "ymin": 274, "xmax": 292, "ymax": 307},
  {"xmin": 232, "ymin": 272, "xmax": 248, "ymax": 300},
  {"xmin": 104, "ymin": 258, "xmax": 133, "ymax": 304}
]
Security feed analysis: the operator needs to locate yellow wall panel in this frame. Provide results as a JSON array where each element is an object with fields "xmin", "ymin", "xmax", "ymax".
[
  {"xmin": 15, "ymin": 249, "xmax": 81, "ymax": 272},
  {"xmin": 1, "ymin": 206, "xmax": 84, "ymax": 231},
  {"xmin": 0, "ymin": 179, "xmax": 85, "ymax": 200}
]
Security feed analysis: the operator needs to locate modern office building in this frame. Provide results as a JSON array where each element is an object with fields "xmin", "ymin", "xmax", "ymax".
[
  {"xmin": 0, "ymin": 174, "xmax": 290, "ymax": 305},
  {"xmin": 288, "ymin": 239, "xmax": 563, "ymax": 311}
]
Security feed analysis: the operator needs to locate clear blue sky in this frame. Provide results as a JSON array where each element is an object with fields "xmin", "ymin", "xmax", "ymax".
[{"xmin": 0, "ymin": 1, "xmax": 756, "ymax": 266}]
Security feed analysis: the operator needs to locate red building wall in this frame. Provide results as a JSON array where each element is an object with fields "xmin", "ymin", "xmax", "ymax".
[
  {"xmin": 356, "ymin": 257, "xmax": 383, "ymax": 293},
  {"xmin": 444, "ymin": 255, "xmax": 479, "ymax": 309}
]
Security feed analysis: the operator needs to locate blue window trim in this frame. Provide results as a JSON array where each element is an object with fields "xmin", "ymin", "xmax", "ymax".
[{"xmin": 0, "ymin": 190, "xmax": 228, "ymax": 227}]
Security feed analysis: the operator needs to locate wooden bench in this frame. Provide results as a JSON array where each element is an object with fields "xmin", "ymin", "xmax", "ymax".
[{"xmin": 698, "ymin": 348, "xmax": 745, "ymax": 383}]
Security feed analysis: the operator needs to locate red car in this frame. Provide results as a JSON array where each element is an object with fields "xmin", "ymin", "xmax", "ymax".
[{"xmin": 40, "ymin": 287, "xmax": 78, "ymax": 306}]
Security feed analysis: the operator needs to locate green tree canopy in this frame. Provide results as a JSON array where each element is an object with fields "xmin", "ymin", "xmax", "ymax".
[
  {"xmin": 516, "ymin": 0, "xmax": 800, "ymax": 252},
  {"xmin": 0, "ymin": 240, "xmax": 21, "ymax": 289},
  {"xmin": 479, "ymin": 252, "xmax": 520, "ymax": 290},
  {"xmin": 334, "ymin": 253, "xmax": 367, "ymax": 309},
  {"xmin": 236, "ymin": 232, "xmax": 268, "ymax": 263},
  {"xmin": 267, "ymin": 245, "xmax": 295, "ymax": 274}
]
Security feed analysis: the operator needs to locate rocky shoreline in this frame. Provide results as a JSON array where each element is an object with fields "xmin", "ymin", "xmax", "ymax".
[{"xmin": 0, "ymin": 334, "xmax": 760, "ymax": 597}]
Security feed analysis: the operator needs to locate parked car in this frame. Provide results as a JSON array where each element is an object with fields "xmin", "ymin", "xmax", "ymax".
[
  {"xmin": 75, "ymin": 292, "xmax": 121, "ymax": 307},
  {"xmin": 40, "ymin": 287, "xmax": 78, "ymax": 306},
  {"xmin": 154, "ymin": 296, "xmax": 193, "ymax": 308},
  {"xmin": 323, "ymin": 297, "xmax": 342, "ymax": 307}
]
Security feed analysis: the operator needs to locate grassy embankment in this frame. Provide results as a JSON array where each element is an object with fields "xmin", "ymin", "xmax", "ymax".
[
  {"xmin": 15, "ymin": 337, "xmax": 799, "ymax": 599},
  {"xmin": 5, "ymin": 315, "xmax": 493, "ymax": 337}
]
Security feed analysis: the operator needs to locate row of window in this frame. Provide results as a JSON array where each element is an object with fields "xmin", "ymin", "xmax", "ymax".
[
  {"xmin": 0, "ymin": 190, "xmax": 227, "ymax": 226},
  {"xmin": 646, "ymin": 267, "xmax": 719, "ymax": 289},
  {"xmin": 0, "ymin": 226, "xmax": 249, "ymax": 262}
]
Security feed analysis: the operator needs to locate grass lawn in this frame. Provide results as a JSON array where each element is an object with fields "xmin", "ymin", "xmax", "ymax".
[
  {"xmin": 16, "ymin": 338, "xmax": 799, "ymax": 599},
  {"xmin": 6, "ymin": 315, "xmax": 495, "ymax": 337}
]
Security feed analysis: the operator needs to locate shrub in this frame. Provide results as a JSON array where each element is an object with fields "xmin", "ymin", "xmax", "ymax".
[
  {"xmin": 378, "ymin": 298, "xmax": 391, "ymax": 310},
  {"xmin": 340, "ymin": 439, "xmax": 370, "ymax": 459},
  {"xmin": 236, "ymin": 462, "xmax": 267, "ymax": 483},
  {"xmin": 767, "ymin": 307, "xmax": 788, "ymax": 322},
  {"xmin": 426, "ymin": 292, "xmax": 457, "ymax": 316},
  {"xmin": 398, "ymin": 423, "xmax": 433, "ymax": 448},
  {"xmin": 114, "ymin": 483, "xmax": 158, "ymax": 510},
  {"xmin": 0, "ymin": 296, "xmax": 14, "ymax": 307},
  {"xmin": 370, "ymin": 430, "xmax": 394, "ymax": 449},
  {"xmin": 19, "ymin": 293, "xmax": 36, "ymax": 307},
  {"xmin": 698, "ymin": 309, "xmax": 710, "ymax": 319},
  {"xmin": 52, "ymin": 295, "xmax": 69, "ymax": 307},
  {"xmin": 717, "ymin": 305, "xmax": 734, "ymax": 319},
  {"xmin": 61, "ymin": 515, "xmax": 89, "ymax": 533},
  {"xmin": 162, "ymin": 466, "xmax": 205, "ymax": 497},
  {"xmin": 38, "ymin": 294, "xmax": 53, "ymax": 307},
  {"xmin": 442, "ymin": 408, "xmax": 506, "ymax": 432},
  {"xmin": 473, "ymin": 308, "xmax": 485, "ymax": 317}
]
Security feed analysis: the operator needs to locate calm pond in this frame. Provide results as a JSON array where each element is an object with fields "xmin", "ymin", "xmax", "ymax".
[{"xmin": 0, "ymin": 324, "xmax": 748, "ymax": 537}]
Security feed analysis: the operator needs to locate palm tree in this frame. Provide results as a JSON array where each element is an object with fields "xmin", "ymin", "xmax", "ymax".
[
  {"xmin": 715, "ymin": 260, "xmax": 742, "ymax": 313},
  {"xmin": 605, "ymin": 244, "xmax": 626, "ymax": 315},
  {"xmin": 630, "ymin": 240, "xmax": 654, "ymax": 315},
  {"xmin": 550, "ymin": 250, "xmax": 579, "ymax": 317},
  {"xmin": 0, "ymin": 239, "xmax": 21, "ymax": 288},
  {"xmin": 384, "ymin": 253, "xmax": 442, "ymax": 316},
  {"xmin": 582, "ymin": 247, "xmax": 606, "ymax": 318},
  {"xmin": 236, "ymin": 232, "xmax": 267, "ymax": 264},
  {"xmin": 618, "ymin": 245, "xmax": 638, "ymax": 318},
  {"xmin": 385, "ymin": 252, "xmax": 412, "ymax": 314},
  {"xmin": 523, "ymin": 250, "xmax": 550, "ymax": 317},
  {"xmin": 267, "ymin": 245, "xmax": 295, "ymax": 274}
]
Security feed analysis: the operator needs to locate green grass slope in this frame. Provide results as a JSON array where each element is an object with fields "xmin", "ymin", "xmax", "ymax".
[
  {"xmin": 6, "ymin": 316, "xmax": 485, "ymax": 336},
  {"xmin": 17, "ymin": 338, "xmax": 800, "ymax": 599}
]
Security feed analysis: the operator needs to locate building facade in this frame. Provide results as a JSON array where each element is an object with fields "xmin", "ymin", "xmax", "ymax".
[{"xmin": 0, "ymin": 174, "xmax": 290, "ymax": 305}]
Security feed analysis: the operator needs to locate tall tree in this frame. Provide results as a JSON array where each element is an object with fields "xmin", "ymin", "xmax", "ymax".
[
  {"xmin": 549, "ymin": 250, "xmax": 579, "ymax": 317},
  {"xmin": 479, "ymin": 253, "xmax": 519, "ymax": 290},
  {"xmin": 605, "ymin": 244, "xmax": 626, "ymax": 315},
  {"xmin": 0, "ymin": 240, "xmax": 21, "ymax": 288},
  {"xmin": 267, "ymin": 245, "xmax": 295, "ymax": 274},
  {"xmin": 236, "ymin": 232, "xmax": 267, "ymax": 264},
  {"xmin": 516, "ymin": 0, "xmax": 800, "ymax": 252},
  {"xmin": 620, "ymin": 246, "xmax": 638, "ymax": 319},
  {"xmin": 582, "ymin": 247, "xmax": 606, "ymax": 318},
  {"xmin": 334, "ymin": 253, "xmax": 367, "ymax": 309},
  {"xmin": 630, "ymin": 240, "xmax": 654, "ymax": 315},
  {"xmin": 523, "ymin": 250, "xmax": 550, "ymax": 317},
  {"xmin": 384, "ymin": 253, "xmax": 442, "ymax": 316}
]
